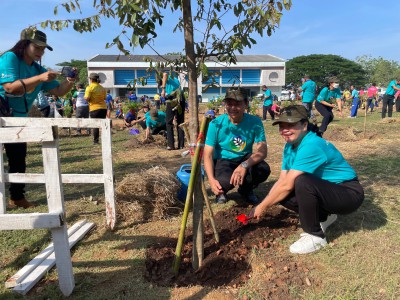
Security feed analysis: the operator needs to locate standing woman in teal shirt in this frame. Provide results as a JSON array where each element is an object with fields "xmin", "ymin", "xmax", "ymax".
[
  {"xmin": 261, "ymin": 85, "xmax": 275, "ymax": 121},
  {"xmin": 253, "ymin": 105, "xmax": 364, "ymax": 254},
  {"xmin": 0, "ymin": 28, "xmax": 77, "ymax": 208},
  {"xmin": 315, "ymin": 76, "xmax": 343, "ymax": 136}
]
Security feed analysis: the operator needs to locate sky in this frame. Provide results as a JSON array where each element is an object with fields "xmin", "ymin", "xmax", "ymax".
[{"xmin": 1, "ymin": 0, "xmax": 400, "ymax": 69}]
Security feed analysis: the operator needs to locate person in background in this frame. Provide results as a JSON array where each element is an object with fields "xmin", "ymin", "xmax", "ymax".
[
  {"xmin": 342, "ymin": 86, "xmax": 351, "ymax": 109},
  {"xmin": 154, "ymin": 93, "xmax": 161, "ymax": 109},
  {"xmin": 366, "ymin": 83, "xmax": 378, "ymax": 113},
  {"xmin": 0, "ymin": 28, "xmax": 77, "ymax": 208},
  {"xmin": 395, "ymin": 90, "xmax": 400, "ymax": 113},
  {"xmin": 315, "ymin": 76, "xmax": 342, "ymax": 136},
  {"xmin": 349, "ymin": 85, "xmax": 360, "ymax": 118},
  {"xmin": 105, "ymin": 90, "xmax": 114, "ymax": 119},
  {"xmin": 261, "ymin": 85, "xmax": 274, "ymax": 121},
  {"xmin": 252, "ymin": 105, "xmax": 364, "ymax": 254},
  {"xmin": 130, "ymin": 104, "xmax": 149, "ymax": 129},
  {"xmin": 115, "ymin": 104, "xmax": 124, "ymax": 119},
  {"xmin": 145, "ymin": 108, "xmax": 167, "ymax": 140},
  {"xmin": 205, "ymin": 107, "xmax": 216, "ymax": 120},
  {"xmin": 204, "ymin": 88, "xmax": 271, "ymax": 205},
  {"xmin": 36, "ymin": 90, "xmax": 50, "ymax": 117},
  {"xmin": 161, "ymin": 72, "xmax": 185, "ymax": 150},
  {"xmin": 124, "ymin": 107, "xmax": 137, "ymax": 127},
  {"xmin": 73, "ymin": 83, "xmax": 90, "ymax": 135},
  {"xmin": 128, "ymin": 90, "xmax": 137, "ymax": 103},
  {"xmin": 49, "ymin": 95, "xmax": 64, "ymax": 117},
  {"xmin": 271, "ymin": 100, "xmax": 281, "ymax": 116},
  {"xmin": 381, "ymin": 78, "xmax": 400, "ymax": 118},
  {"xmin": 85, "ymin": 73, "xmax": 107, "ymax": 144},
  {"xmin": 298, "ymin": 74, "xmax": 317, "ymax": 120}
]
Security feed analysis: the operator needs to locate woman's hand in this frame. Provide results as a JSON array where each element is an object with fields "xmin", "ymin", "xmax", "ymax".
[{"xmin": 40, "ymin": 71, "xmax": 59, "ymax": 82}]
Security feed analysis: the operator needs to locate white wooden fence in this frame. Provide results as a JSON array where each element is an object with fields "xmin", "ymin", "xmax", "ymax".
[
  {"xmin": 0, "ymin": 117, "xmax": 117, "ymax": 296},
  {"xmin": 0, "ymin": 117, "xmax": 116, "ymax": 229}
]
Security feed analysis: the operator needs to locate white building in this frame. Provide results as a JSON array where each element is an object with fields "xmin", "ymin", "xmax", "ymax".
[{"xmin": 87, "ymin": 54, "xmax": 286, "ymax": 102}]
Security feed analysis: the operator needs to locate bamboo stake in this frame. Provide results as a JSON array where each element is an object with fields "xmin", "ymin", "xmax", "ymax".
[
  {"xmin": 201, "ymin": 176, "xmax": 219, "ymax": 243},
  {"xmin": 363, "ymin": 95, "xmax": 368, "ymax": 139},
  {"xmin": 172, "ymin": 117, "xmax": 210, "ymax": 275},
  {"xmin": 192, "ymin": 167, "xmax": 203, "ymax": 269},
  {"xmin": 182, "ymin": 118, "xmax": 219, "ymax": 243}
]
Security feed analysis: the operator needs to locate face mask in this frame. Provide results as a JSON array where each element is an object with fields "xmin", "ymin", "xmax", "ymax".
[{"xmin": 333, "ymin": 83, "xmax": 340, "ymax": 89}]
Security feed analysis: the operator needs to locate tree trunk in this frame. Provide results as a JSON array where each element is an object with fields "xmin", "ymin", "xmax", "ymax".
[{"xmin": 182, "ymin": 0, "xmax": 199, "ymax": 142}]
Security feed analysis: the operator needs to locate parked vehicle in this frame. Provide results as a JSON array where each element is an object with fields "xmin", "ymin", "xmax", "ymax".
[{"xmin": 278, "ymin": 90, "xmax": 290, "ymax": 101}]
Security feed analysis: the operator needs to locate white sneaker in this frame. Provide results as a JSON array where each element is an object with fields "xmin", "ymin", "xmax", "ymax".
[
  {"xmin": 320, "ymin": 214, "xmax": 337, "ymax": 233},
  {"xmin": 289, "ymin": 233, "xmax": 327, "ymax": 254}
]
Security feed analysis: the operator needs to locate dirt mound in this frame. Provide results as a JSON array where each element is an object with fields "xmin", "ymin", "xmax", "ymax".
[
  {"xmin": 323, "ymin": 126, "xmax": 364, "ymax": 141},
  {"xmin": 145, "ymin": 206, "xmax": 316, "ymax": 298},
  {"xmin": 124, "ymin": 134, "xmax": 167, "ymax": 148}
]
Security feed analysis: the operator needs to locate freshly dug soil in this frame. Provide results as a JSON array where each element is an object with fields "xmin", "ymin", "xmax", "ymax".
[{"xmin": 145, "ymin": 205, "xmax": 314, "ymax": 297}]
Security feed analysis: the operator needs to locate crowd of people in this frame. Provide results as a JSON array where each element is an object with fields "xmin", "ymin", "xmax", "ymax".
[{"xmin": 5, "ymin": 27, "xmax": 400, "ymax": 256}]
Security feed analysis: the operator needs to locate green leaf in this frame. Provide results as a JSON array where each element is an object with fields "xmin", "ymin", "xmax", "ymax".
[{"xmin": 54, "ymin": 5, "xmax": 58, "ymax": 15}]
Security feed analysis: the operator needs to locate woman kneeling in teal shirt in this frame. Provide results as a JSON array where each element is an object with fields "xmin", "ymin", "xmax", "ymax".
[{"xmin": 252, "ymin": 105, "xmax": 364, "ymax": 254}]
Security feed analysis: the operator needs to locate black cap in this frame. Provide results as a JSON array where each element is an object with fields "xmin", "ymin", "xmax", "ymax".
[{"xmin": 224, "ymin": 88, "xmax": 247, "ymax": 102}]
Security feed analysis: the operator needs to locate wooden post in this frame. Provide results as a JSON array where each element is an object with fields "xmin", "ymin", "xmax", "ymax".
[
  {"xmin": 192, "ymin": 167, "xmax": 203, "ymax": 269},
  {"xmin": 101, "ymin": 119, "xmax": 116, "ymax": 229},
  {"xmin": 201, "ymin": 177, "xmax": 219, "ymax": 243},
  {"xmin": 42, "ymin": 127, "xmax": 75, "ymax": 296},
  {"xmin": 363, "ymin": 96, "xmax": 368, "ymax": 139}
]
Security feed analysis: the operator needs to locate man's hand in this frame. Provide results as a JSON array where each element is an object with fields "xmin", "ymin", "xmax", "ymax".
[
  {"xmin": 230, "ymin": 166, "xmax": 247, "ymax": 186},
  {"xmin": 251, "ymin": 203, "xmax": 266, "ymax": 220},
  {"xmin": 209, "ymin": 178, "xmax": 224, "ymax": 196}
]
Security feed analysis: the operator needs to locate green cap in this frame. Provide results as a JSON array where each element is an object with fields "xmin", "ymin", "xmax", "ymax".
[
  {"xmin": 272, "ymin": 105, "xmax": 308, "ymax": 126},
  {"xmin": 20, "ymin": 28, "xmax": 53, "ymax": 51}
]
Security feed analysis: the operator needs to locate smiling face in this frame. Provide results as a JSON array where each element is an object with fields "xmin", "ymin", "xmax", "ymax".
[
  {"xmin": 225, "ymin": 98, "xmax": 247, "ymax": 124},
  {"xmin": 278, "ymin": 121, "xmax": 308, "ymax": 147}
]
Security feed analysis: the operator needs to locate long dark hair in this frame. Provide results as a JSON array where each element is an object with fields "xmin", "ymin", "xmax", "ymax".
[
  {"xmin": 2, "ymin": 40, "xmax": 30, "ymax": 59},
  {"xmin": 300, "ymin": 119, "xmax": 322, "ymax": 137}
]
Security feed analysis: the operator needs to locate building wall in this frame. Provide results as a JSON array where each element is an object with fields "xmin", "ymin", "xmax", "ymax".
[{"xmin": 87, "ymin": 57, "xmax": 286, "ymax": 101}]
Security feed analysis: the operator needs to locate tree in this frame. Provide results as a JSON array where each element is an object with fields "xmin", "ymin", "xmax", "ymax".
[
  {"xmin": 32, "ymin": 0, "xmax": 292, "ymax": 139},
  {"xmin": 286, "ymin": 54, "xmax": 367, "ymax": 90},
  {"xmin": 355, "ymin": 55, "xmax": 400, "ymax": 87}
]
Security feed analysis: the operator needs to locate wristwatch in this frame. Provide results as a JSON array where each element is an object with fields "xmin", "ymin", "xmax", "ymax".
[{"xmin": 240, "ymin": 161, "xmax": 249, "ymax": 169}]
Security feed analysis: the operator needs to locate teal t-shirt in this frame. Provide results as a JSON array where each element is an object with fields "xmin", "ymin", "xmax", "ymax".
[
  {"xmin": 166, "ymin": 75, "xmax": 180, "ymax": 95},
  {"xmin": 205, "ymin": 113, "xmax": 266, "ymax": 160},
  {"xmin": 317, "ymin": 87, "xmax": 341, "ymax": 104},
  {"xmin": 351, "ymin": 89, "xmax": 359, "ymax": 98},
  {"xmin": 281, "ymin": 131, "xmax": 357, "ymax": 184},
  {"xmin": 145, "ymin": 111, "xmax": 166, "ymax": 128},
  {"xmin": 0, "ymin": 52, "xmax": 59, "ymax": 117},
  {"xmin": 301, "ymin": 80, "xmax": 316, "ymax": 103},
  {"xmin": 263, "ymin": 89, "xmax": 273, "ymax": 106},
  {"xmin": 385, "ymin": 80, "xmax": 400, "ymax": 96}
]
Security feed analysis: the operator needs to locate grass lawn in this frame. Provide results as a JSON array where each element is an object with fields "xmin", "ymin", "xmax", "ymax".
[{"xmin": 1, "ymin": 105, "xmax": 400, "ymax": 299}]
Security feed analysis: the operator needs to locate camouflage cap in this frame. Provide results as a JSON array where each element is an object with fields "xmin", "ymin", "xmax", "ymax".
[
  {"xmin": 20, "ymin": 28, "xmax": 53, "ymax": 51},
  {"xmin": 272, "ymin": 105, "xmax": 308, "ymax": 126},
  {"xmin": 224, "ymin": 88, "xmax": 248, "ymax": 102}
]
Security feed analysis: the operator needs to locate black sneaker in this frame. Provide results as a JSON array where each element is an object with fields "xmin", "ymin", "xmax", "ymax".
[
  {"xmin": 239, "ymin": 189, "xmax": 260, "ymax": 205},
  {"xmin": 215, "ymin": 194, "xmax": 227, "ymax": 204}
]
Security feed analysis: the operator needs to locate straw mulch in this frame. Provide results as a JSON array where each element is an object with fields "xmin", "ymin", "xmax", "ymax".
[{"xmin": 115, "ymin": 166, "xmax": 183, "ymax": 222}]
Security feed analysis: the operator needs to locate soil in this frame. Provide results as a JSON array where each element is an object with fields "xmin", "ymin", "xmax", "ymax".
[{"xmin": 145, "ymin": 205, "xmax": 317, "ymax": 298}]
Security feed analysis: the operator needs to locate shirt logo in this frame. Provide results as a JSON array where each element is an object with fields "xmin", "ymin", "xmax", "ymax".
[
  {"xmin": 230, "ymin": 135, "xmax": 247, "ymax": 152},
  {"xmin": 1, "ymin": 73, "xmax": 12, "ymax": 79}
]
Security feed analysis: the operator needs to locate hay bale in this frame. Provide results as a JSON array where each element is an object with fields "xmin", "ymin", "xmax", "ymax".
[{"xmin": 115, "ymin": 166, "xmax": 182, "ymax": 222}]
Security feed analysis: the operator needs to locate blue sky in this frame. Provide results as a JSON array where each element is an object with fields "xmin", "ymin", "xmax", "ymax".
[{"xmin": 1, "ymin": 0, "xmax": 399, "ymax": 69}]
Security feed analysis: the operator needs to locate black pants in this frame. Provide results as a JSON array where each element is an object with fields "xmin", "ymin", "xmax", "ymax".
[
  {"xmin": 40, "ymin": 106, "xmax": 50, "ymax": 118},
  {"xmin": 396, "ymin": 98, "xmax": 400, "ymax": 112},
  {"xmin": 214, "ymin": 154, "xmax": 271, "ymax": 194},
  {"xmin": 262, "ymin": 105, "xmax": 275, "ymax": 120},
  {"xmin": 165, "ymin": 96, "xmax": 185, "ymax": 149},
  {"xmin": 76, "ymin": 106, "xmax": 90, "ymax": 133},
  {"xmin": 382, "ymin": 94, "xmax": 394, "ymax": 118},
  {"xmin": 280, "ymin": 174, "xmax": 364, "ymax": 238},
  {"xmin": 152, "ymin": 124, "xmax": 167, "ymax": 135},
  {"xmin": 5, "ymin": 143, "xmax": 27, "ymax": 200},
  {"xmin": 315, "ymin": 101, "xmax": 333, "ymax": 133},
  {"xmin": 89, "ymin": 109, "xmax": 107, "ymax": 143},
  {"xmin": 366, "ymin": 98, "xmax": 374, "ymax": 112}
]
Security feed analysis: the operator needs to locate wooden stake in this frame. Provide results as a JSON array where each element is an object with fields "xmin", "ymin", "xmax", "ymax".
[{"xmin": 363, "ymin": 97, "xmax": 368, "ymax": 139}]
